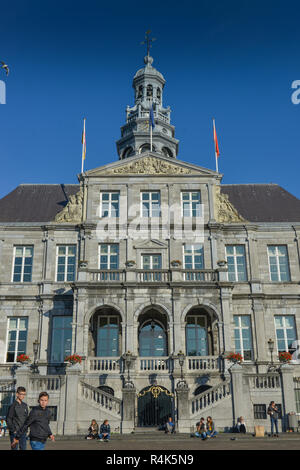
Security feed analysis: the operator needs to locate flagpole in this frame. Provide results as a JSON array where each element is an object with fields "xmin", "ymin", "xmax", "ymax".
[
  {"xmin": 81, "ymin": 118, "xmax": 86, "ymax": 174},
  {"xmin": 150, "ymin": 101, "xmax": 153, "ymax": 152},
  {"xmin": 213, "ymin": 118, "xmax": 219, "ymax": 173}
]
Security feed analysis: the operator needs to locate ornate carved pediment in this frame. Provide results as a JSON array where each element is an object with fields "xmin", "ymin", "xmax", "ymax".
[
  {"xmin": 54, "ymin": 189, "xmax": 83, "ymax": 223},
  {"xmin": 107, "ymin": 156, "xmax": 192, "ymax": 175},
  {"xmin": 214, "ymin": 186, "xmax": 247, "ymax": 223}
]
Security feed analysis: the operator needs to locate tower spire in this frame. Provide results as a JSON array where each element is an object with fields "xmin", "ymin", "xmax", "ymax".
[
  {"xmin": 116, "ymin": 34, "xmax": 179, "ymax": 160},
  {"xmin": 140, "ymin": 30, "xmax": 156, "ymax": 57}
]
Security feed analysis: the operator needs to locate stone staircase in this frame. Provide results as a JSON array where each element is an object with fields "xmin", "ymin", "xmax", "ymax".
[
  {"xmin": 78, "ymin": 381, "xmax": 122, "ymax": 419},
  {"xmin": 190, "ymin": 379, "xmax": 232, "ymax": 421}
]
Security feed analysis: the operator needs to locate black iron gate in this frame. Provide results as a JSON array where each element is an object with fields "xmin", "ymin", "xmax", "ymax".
[{"xmin": 137, "ymin": 385, "xmax": 174, "ymax": 427}]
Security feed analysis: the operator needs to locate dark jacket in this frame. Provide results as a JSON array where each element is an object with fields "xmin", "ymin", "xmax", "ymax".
[
  {"xmin": 267, "ymin": 405, "xmax": 279, "ymax": 420},
  {"xmin": 16, "ymin": 405, "xmax": 52, "ymax": 443},
  {"xmin": 100, "ymin": 423, "xmax": 110, "ymax": 435},
  {"xmin": 6, "ymin": 400, "xmax": 29, "ymax": 434}
]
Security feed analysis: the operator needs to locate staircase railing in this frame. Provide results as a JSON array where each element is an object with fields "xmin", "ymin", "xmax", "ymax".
[
  {"xmin": 191, "ymin": 380, "xmax": 231, "ymax": 415},
  {"xmin": 79, "ymin": 381, "xmax": 122, "ymax": 417}
]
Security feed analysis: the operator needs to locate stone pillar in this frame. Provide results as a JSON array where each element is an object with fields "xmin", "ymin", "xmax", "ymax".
[
  {"xmin": 230, "ymin": 363, "xmax": 250, "ymax": 425},
  {"xmin": 280, "ymin": 364, "xmax": 297, "ymax": 431},
  {"xmin": 15, "ymin": 365, "xmax": 31, "ymax": 393},
  {"xmin": 252, "ymin": 298, "xmax": 267, "ymax": 362},
  {"xmin": 63, "ymin": 364, "xmax": 81, "ymax": 435},
  {"xmin": 121, "ymin": 387, "xmax": 136, "ymax": 434},
  {"xmin": 219, "ymin": 287, "xmax": 233, "ymax": 354},
  {"xmin": 176, "ymin": 384, "xmax": 190, "ymax": 433}
]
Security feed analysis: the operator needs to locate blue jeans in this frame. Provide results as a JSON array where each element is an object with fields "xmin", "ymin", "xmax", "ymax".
[
  {"xmin": 207, "ymin": 430, "xmax": 217, "ymax": 437},
  {"xmin": 271, "ymin": 417, "xmax": 279, "ymax": 435},
  {"xmin": 99, "ymin": 433, "xmax": 110, "ymax": 440},
  {"xmin": 30, "ymin": 441, "xmax": 46, "ymax": 450},
  {"xmin": 195, "ymin": 432, "xmax": 207, "ymax": 440},
  {"xmin": 10, "ymin": 432, "xmax": 27, "ymax": 450}
]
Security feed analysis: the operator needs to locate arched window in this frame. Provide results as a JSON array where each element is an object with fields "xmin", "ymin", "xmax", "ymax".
[
  {"xmin": 156, "ymin": 87, "xmax": 161, "ymax": 103},
  {"xmin": 137, "ymin": 86, "xmax": 143, "ymax": 99},
  {"xmin": 162, "ymin": 147, "xmax": 173, "ymax": 158},
  {"xmin": 139, "ymin": 143, "xmax": 156, "ymax": 154},
  {"xmin": 147, "ymin": 84, "xmax": 153, "ymax": 97},
  {"xmin": 122, "ymin": 146, "xmax": 133, "ymax": 159},
  {"xmin": 98, "ymin": 386, "xmax": 114, "ymax": 396},
  {"xmin": 186, "ymin": 315, "xmax": 208, "ymax": 356},
  {"xmin": 89, "ymin": 310, "xmax": 122, "ymax": 357},
  {"xmin": 97, "ymin": 315, "xmax": 120, "ymax": 357},
  {"xmin": 139, "ymin": 320, "xmax": 167, "ymax": 357}
]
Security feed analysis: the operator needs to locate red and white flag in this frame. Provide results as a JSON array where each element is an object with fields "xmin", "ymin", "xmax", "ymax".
[{"xmin": 213, "ymin": 119, "xmax": 220, "ymax": 157}]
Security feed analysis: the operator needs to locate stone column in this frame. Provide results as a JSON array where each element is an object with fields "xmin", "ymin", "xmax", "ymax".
[
  {"xmin": 230, "ymin": 363, "xmax": 251, "ymax": 425},
  {"xmin": 280, "ymin": 364, "xmax": 297, "ymax": 431},
  {"xmin": 219, "ymin": 287, "xmax": 233, "ymax": 354},
  {"xmin": 121, "ymin": 387, "xmax": 136, "ymax": 433},
  {"xmin": 176, "ymin": 384, "xmax": 190, "ymax": 433},
  {"xmin": 252, "ymin": 298, "xmax": 267, "ymax": 362},
  {"xmin": 63, "ymin": 364, "xmax": 81, "ymax": 435},
  {"xmin": 15, "ymin": 365, "xmax": 31, "ymax": 393}
]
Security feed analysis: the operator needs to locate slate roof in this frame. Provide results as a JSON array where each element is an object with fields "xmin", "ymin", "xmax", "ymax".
[
  {"xmin": 221, "ymin": 184, "xmax": 300, "ymax": 223},
  {"xmin": 0, "ymin": 184, "xmax": 80, "ymax": 223},
  {"xmin": 0, "ymin": 183, "xmax": 299, "ymax": 223}
]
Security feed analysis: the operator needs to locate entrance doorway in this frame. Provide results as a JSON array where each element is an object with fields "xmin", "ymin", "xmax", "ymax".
[{"xmin": 137, "ymin": 385, "xmax": 174, "ymax": 427}]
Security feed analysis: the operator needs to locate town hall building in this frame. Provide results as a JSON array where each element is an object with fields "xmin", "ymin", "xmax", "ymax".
[{"xmin": 1, "ymin": 44, "xmax": 300, "ymax": 435}]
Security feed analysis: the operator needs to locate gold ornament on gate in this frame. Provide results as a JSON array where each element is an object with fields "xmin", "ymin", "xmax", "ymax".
[{"xmin": 138, "ymin": 385, "xmax": 174, "ymax": 399}]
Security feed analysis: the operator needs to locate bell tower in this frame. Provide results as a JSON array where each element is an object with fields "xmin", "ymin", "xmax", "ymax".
[{"xmin": 116, "ymin": 31, "xmax": 179, "ymax": 160}]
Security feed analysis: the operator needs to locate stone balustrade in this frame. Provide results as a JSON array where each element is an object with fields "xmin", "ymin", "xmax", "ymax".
[
  {"xmin": 79, "ymin": 381, "xmax": 122, "ymax": 417},
  {"xmin": 191, "ymin": 381, "xmax": 231, "ymax": 415},
  {"xmin": 248, "ymin": 373, "xmax": 281, "ymax": 390},
  {"xmin": 80, "ymin": 268, "xmax": 218, "ymax": 284}
]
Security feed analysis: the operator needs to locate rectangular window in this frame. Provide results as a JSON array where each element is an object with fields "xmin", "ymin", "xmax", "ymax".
[
  {"xmin": 12, "ymin": 246, "xmax": 33, "ymax": 282},
  {"xmin": 100, "ymin": 192, "xmax": 120, "ymax": 218},
  {"xmin": 275, "ymin": 315, "xmax": 297, "ymax": 353},
  {"xmin": 6, "ymin": 317, "xmax": 28, "ymax": 363},
  {"xmin": 226, "ymin": 245, "xmax": 247, "ymax": 282},
  {"xmin": 183, "ymin": 244, "xmax": 204, "ymax": 280},
  {"xmin": 56, "ymin": 245, "xmax": 76, "ymax": 282},
  {"xmin": 268, "ymin": 245, "xmax": 290, "ymax": 282},
  {"xmin": 141, "ymin": 191, "xmax": 161, "ymax": 217},
  {"xmin": 181, "ymin": 191, "xmax": 201, "ymax": 217},
  {"xmin": 142, "ymin": 254, "xmax": 162, "ymax": 281},
  {"xmin": 99, "ymin": 244, "xmax": 119, "ymax": 280},
  {"xmin": 97, "ymin": 316, "xmax": 120, "ymax": 357},
  {"xmin": 234, "ymin": 315, "xmax": 253, "ymax": 361},
  {"xmin": 253, "ymin": 404, "xmax": 267, "ymax": 420},
  {"xmin": 51, "ymin": 316, "xmax": 72, "ymax": 363},
  {"xmin": 295, "ymin": 389, "xmax": 300, "ymax": 413}
]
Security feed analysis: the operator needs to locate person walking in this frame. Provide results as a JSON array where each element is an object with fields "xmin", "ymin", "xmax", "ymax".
[
  {"xmin": 206, "ymin": 416, "xmax": 217, "ymax": 438},
  {"xmin": 98, "ymin": 419, "xmax": 110, "ymax": 442},
  {"xmin": 267, "ymin": 401, "xmax": 279, "ymax": 437},
  {"xmin": 11, "ymin": 391, "xmax": 55, "ymax": 450},
  {"xmin": 6, "ymin": 386, "xmax": 29, "ymax": 450}
]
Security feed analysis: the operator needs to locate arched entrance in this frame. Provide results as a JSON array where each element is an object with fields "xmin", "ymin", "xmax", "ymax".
[{"xmin": 137, "ymin": 385, "xmax": 174, "ymax": 427}]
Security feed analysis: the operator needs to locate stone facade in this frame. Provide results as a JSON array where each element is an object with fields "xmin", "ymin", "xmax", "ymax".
[{"xmin": 1, "ymin": 52, "xmax": 300, "ymax": 436}]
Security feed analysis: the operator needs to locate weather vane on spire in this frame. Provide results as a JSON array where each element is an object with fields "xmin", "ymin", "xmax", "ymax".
[{"xmin": 140, "ymin": 30, "xmax": 156, "ymax": 56}]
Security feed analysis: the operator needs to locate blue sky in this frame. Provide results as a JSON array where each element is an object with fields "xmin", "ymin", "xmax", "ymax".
[{"xmin": 1, "ymin": 0, "xmax": 300, "ymax": 199}]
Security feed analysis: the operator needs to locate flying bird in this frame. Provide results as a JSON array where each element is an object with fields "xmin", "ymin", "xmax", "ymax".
[{"xmin": 0, "ymin": 61, "xmax": 9, "ymax": 76}]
